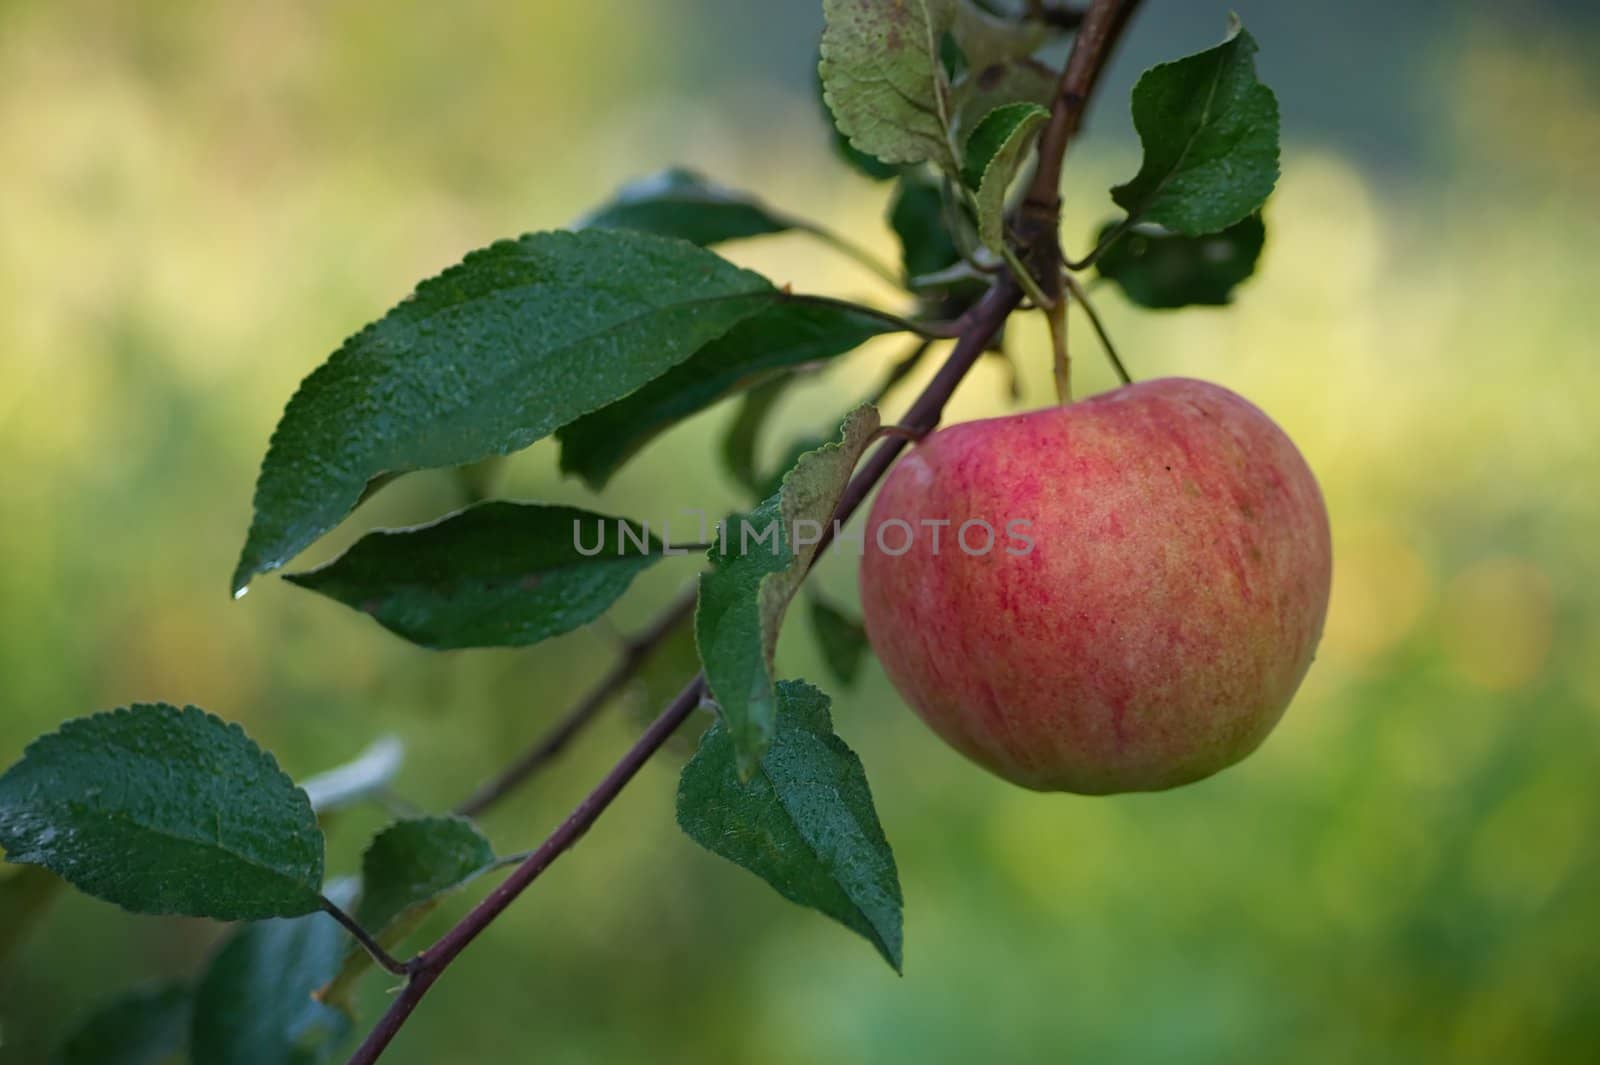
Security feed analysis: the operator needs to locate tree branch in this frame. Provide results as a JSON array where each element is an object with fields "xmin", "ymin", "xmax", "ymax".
[{"xmin": 345, "ymin": 4, "xmax": 1144, "ymax": 1060}]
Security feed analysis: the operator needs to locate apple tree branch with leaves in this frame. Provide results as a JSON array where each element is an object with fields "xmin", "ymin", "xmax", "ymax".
[{"xmin": 0, "ymin": 2, "xmax": 1333, "ymax": 1062}]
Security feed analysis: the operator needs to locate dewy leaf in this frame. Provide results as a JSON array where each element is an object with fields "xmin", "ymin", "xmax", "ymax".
[
  {"xmin": 190, "ymin": 880, "xmax": 358, "ymax": 1065},
  {"xmin": 721, "ymin": 375, "xmax": 792, "ymax": 499},
  {"xmin": 231, "ymin": 229, "xmax": 776, "ymax": 594},
  {"xmin": 677, "ymin": 680, "xmax": 902, "ymax": 970},
  {"xmin": 1111, "ymin": 22, "xmax": 1280, "ymax": 236},
  {"xmin": 286, "ymin": 502, "xmax": 667, "ymax": 650},
  {"xmin": 820, "ymin": 0, "xmax": 960, "ymax": 171},
  {"xmin": 0, "ymin": 705, "xmax": 325, "ymax": 921},
  {"xmin": 53, "ymin": 985, "xmax": 192, "ymax": 1065},
  {"xmin": 299, "ymin": 736, "xmax": 405, "ymax": 814},
  {"xmin": 319, "ymin": 817, "xmax": 498, "ymax": 1007},
  {"xmin": 558, "ymin": 300, "xmax": 899, "ymax": 489},
  {"xmin": 809, "ymin": 596, "xmax": 871, "ymax": 687},
  {"xmin": 889, "ymin": 169, "xmax": 961, "ymax": 281},
  {"xmin": 696, "ymin": 405, "xmax": 880, "ymax": 777},
  {"xmin": 961, "ymin": 101, "xmax": 1049, "ymax": 252},
  {"xmin": 577, "ymin": 168, "xmax": 796, "ymax": 247},
  {"xmin": 1095, "ymin": 213, "xmax": 1266, "ymax": 309}
]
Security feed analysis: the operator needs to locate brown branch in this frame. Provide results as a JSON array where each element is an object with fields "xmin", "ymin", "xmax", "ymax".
[
  {"xmin": 1024, "ymin": 0, "xmax": 1142, "ymax": 223},
  {"xmin": 455, "ymin": 585, "xmax": 697, "ymax": 819},
  {"xmin": 345, "ymin": 4, "xmax": 1143, "ymax": 1061}
]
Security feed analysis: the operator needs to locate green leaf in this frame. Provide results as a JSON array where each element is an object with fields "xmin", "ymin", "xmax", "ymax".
[
  {"xmin": 1095, "ymin": 214, "xmax": 1266, "ymax": 309},
  {"xmin": 889, "ymin": 169, "xmax": 961, "ymax": 280},
  {"xmin": 820, "ymin": 0, "xmax": 960, "ymax": 171},
  {"xmin": 0, "ymin": 864, "xmax": 61, "ymax": 965},
  {"xmin": 354, "ymin": 817, "xmax": 497, "ymax": 935},
  {"xmin": 190, "ymin": 883, "xmax": 357, "ymax": 1065},
  {"xmin": 319, "ymin": 817, "xmax": 498, "ymax": 1006},
  {"xmin": 961, "ymin": 101, "xmax": 1049, "ymax": 252},
  {"xmin": 721, "ymin": 375, "xmax": 793, "ymax": 498},
  {"xmin": 577, "ymin": 168, "xmax": 796, "ymax": 247},
  {"xmin": 558, "ymin": 300, "xmax": 899, "ymax": 489},
  {"xmin": 0, "ymin": 705, "xmax": 324, "ymax": 921},
  {"xmin": 231, "ymin": 229, "xmax": 776, "ymax": 594},
  {"xmin": 677, "ymin": 680, "xmax": 902, "ymax": 970},
  {"xmin": 815, "ymin": 63, "xmax": 901, "ymax": 182},
  {"xmin": 286, "ymin": 502, "xmax": 667, "ymax": 650},
  {"xmin": 810, "ymin": 596, "xmax": 871, "ymax": 687},
  {"xmin": 53, "ymin": 985, "xmax": 191, "ymax": 1065},
  {"xmin": 299, "ymin": 736, "xmax": 405, "ymax": 814},
  {"xmin": 1111, "ymin": 22, "xmax": 1280, "ymax": 235},
  {"xmin": 696, "ymin": 406, "xmax": 880, "ymax": 777}
]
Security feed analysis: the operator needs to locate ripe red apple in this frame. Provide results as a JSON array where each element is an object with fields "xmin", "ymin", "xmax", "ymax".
[{"xmin": 859, "ymin": 377, "xmax": 1331, "ymax": 794}]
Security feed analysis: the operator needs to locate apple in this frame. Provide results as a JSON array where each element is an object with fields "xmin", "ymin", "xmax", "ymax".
[{"xmin": 859, "ymin": 377, "xmax": 1331, "ymax": 794}]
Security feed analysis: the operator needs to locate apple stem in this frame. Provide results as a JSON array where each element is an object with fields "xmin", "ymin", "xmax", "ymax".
[{"xmin": 1048, "ymin": 294, "xmax": 1072, "ymax": 403}]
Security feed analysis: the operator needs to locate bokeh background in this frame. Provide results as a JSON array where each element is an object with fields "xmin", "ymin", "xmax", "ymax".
[{"xmin": 3, "ymin": 0, "xmax": 1598, "ymax": 1061}]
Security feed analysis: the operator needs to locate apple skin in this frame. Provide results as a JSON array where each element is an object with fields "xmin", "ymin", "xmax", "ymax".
[{"xmin": 859, "ymin": 377, "xmax": 1331, "ymax": 794}]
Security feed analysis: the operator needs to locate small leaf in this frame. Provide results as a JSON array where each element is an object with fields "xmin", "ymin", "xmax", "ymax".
[
  {"xmin": 1095, "ymin": 214, "xmax": 1266, "ymax": 308},
  {"xmin": 677, "ymin": 680, "xmax": 902, "ymax": 970},
  {"xmin": 962, "ymin": 101, "xmax": 1049, "ymax": 252},
  {"xmin": 696, "ymin": 406, "xmax": 881, "ymax": 777},
  {"xmin": 354, "ymin": 817, "xmax": 497, "ymax": 935},
  {"xmin": 299, "ymin": 736, "xmax": 405, "ymax": 814},
  {"xmin": 820, "ymin": 0, "xmax": 960, "ymax": 171},
  {"xmin": 721, "ymin": 375, "xmax": 792, "ymax": 498},
  {"xmin": 319, "ymin": 817, "xmax": 498, "ymax": 1006},
  {"xmin": 0, "ymin": 864, "xmax": 61, "ymax": 965},
  {"xmin": 1111, "ymin": 23, "xmax": 1280, "ymax": 235},
  {"xmin": 558, "ymin": 300, "xmax": 899, "ymax": 489},
  {"xmin": 190, "ymin": 883, "xmax": 357, "ymax": 1065},
  {"xmin": 889, "ymin": 169, "xmax": 961, "ymax": 281},
  {"xmin": 232, "ymin": 229, "xmax": 776, "ymax": 594},
  {"xmin": 0, "ymin": 705, "xmax": 324, "ymax": 921},
  {"xmin": 577, "ymin": 168, "xmax": 796, "ymax": 247},
  {"xmin": 286, "ymin": 503, "xmax": 667, "ymax": 650},
  {"xmin": 810, "ymin": 596, "xmax": 871, "ymax": 687},
  {"xmin": 54, "ymin": 985, "xmax": 191, "ymax": 1065}
]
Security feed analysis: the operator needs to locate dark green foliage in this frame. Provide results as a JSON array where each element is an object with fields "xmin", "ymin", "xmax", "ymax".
[{"xmin": 0, "ymin": 705, "xmax": 324, "ymax": 921}]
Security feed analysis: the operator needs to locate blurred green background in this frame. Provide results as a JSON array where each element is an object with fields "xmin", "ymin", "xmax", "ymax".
[{"xmin": 3, "ymin": 1, "xmax": 1598, "ymax": 1062}]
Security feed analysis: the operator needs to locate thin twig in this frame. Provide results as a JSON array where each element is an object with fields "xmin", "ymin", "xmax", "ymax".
[
  {"xmin": 1062, "ymin": 271, "xmax": 1133, "ymax": 384},
  {"xmin": 454, "ymin": 585, "xmax": 698, "ymax": 819},
  {"xmin": 320, "ymin": 897, "xmax": 409, "ymax": 977},
  {"xmin": 1062, "ymin": 214, "xmax": 1132, "ymax": 271}
]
